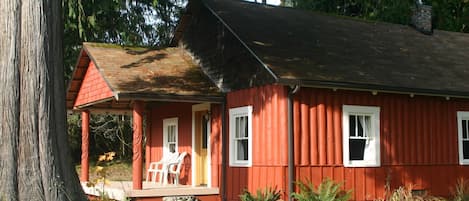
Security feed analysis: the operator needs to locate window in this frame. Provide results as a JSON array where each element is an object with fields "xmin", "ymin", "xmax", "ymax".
[
  {"xmin": 229, "ymin": 106, "xmax": 253, "ymax": 167},
  {"xmin": 457, "ymin": 112, "xmax": 469, "ymax": 165},
  {"xmin": 163, "ymin": 118, "xmax": 178, "ymax": 156},
  {"xmin": 342, "ymin": 105, "xmax": 380, "ymax": 167}
]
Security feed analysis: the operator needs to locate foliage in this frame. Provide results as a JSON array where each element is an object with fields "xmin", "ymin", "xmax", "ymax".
[
  {"xmin": 90, "ymin": 114, "xmax": 133, "ymax": 160},
  {"xmin": 63, "ymin": 0, "xmax": 186, "ymax": 81},
  {"xmin": 452, "ymin": 178, "xmax": 469, "ymax": 201},
  {"xmin": 67, "ymin": 113, "xmax": 83, "ymax": 163},
  {"xmin": 292, "ymin": 178, "xmax": 352, "ymax": 201},
  {"xmin": 239, "ymin": 187, "xmax": 282, "ymax": 201},
  {"xmin": 87, "ymin": 152, "xmax": 116, "ymax": 201},
  {"xmin": 377, "ymin": 186, "xmax": 445, "ymax": 201},
  {"xmin": 291, "ymin": 0, "xmax": 469, "ymax": 33},
  {"xmin": 67, "ymin": 114, "xmax": 134, "ymax": 163}
]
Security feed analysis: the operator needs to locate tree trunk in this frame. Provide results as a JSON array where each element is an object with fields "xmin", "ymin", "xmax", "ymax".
[{"xmin": 0, "ymin": 0, "xmax": 87, "ymax": 200}]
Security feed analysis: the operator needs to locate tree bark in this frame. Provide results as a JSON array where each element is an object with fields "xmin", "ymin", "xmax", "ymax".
[{"xmin": 0, "ymin": 0, "xmax": 87, "ymax": 200}]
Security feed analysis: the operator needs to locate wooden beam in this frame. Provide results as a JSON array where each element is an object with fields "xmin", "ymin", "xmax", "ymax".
[
  {"xmin": 132, "ymin": 101, "xmax": 144, "ymax": 190},
  {"xmin": 81, "ymin": 110, "xmax": 90, "ymax": 182}
]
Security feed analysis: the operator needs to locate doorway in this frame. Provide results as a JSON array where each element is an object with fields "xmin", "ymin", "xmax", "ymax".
[{"xmin": 192, "ymin": 104, "xmax": 211, "ymax": 187}]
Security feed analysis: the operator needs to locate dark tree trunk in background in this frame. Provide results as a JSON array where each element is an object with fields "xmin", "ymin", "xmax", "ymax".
[{"xmin": 0, "ymin": 0, "xmax": 87, "ymax": 200}]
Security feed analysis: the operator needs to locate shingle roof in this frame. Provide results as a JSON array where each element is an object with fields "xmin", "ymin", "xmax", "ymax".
[
  {"xmin": 200, "ymin": 0, "xmax": 469, "ymax": 96},
  {"xmin": 66, "ymin": 43, "xmax": 222, "ymax": 109}
]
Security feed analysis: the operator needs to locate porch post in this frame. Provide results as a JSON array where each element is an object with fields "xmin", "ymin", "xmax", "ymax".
[
  {"xmin": 81, "ymin": 110, "xmax": 90, "ymax": 182},
  {"xmin": 132, "ymin": 100, "xmax": 144, "ymax": 190}
]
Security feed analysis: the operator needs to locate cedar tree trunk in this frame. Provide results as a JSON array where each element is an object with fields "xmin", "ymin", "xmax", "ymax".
[{"xmin": 0, "ymin": 0, "xmax": 87, "ymax": 200}]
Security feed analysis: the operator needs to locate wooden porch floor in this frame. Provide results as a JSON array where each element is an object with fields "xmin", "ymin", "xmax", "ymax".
[{"xmin": 81, "ymin": 181, "xmax": 219, "ymax": 201}]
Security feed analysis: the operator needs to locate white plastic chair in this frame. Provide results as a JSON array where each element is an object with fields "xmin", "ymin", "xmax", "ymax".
[
  {"xmin": 167, "ymin": 152, "xmax": 187, "ymax": 185},
  {"xmin": 146, "ymin": 152, "xmax": 179, "ymax": 184}
]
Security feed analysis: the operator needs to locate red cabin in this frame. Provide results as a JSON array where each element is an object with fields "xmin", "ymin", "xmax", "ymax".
[{"xmin": 67, "ymin": 0, "xmax": 469, "ymax": 200}]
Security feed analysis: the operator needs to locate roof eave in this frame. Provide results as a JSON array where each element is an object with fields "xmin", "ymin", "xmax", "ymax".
[
  {"xmin": 278, "ymin": 78, "xmax": 469, "ymax": 99},
  {"xmin": 117, "ymin": 92, "xmax": 225, "ymax": 103},
  {"xmin": 73, "ymin": 97, "xmax": 116, "ymax": 110}
]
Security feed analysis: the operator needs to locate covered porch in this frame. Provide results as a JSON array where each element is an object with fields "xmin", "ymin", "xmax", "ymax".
[{"xmin": 66, "ymin": 43, "xmax": 224, "ymax": 200}]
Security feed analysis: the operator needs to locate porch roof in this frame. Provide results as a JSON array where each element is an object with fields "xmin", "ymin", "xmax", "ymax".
[{"xmin": 67, "ymin": 43, "xmax": 223, "ymax": 110}]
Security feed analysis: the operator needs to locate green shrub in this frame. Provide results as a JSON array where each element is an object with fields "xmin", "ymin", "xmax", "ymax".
[
  {"xmin": 452, "ymin": 178, "xmax": 469, "ymax": 201},
  {"xmin": 239, "ymin": 187, "xmax": 282, "ymax": 201},
  {"xmin": 292, "ymin": 178, "xmax": 352, "ymax": 201}
]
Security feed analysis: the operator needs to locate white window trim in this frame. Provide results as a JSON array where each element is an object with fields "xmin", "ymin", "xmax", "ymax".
[
  {"xmin": 163, "ymin": 117, "xmax": 178, "ymax": 157},
  {"xmin": 229, "ymin": 106, "xmax": 253, "ymax": 167},
  {"xmin": 342, "ymin": 105, "xmax": 380, "ymax": 167},
  {"xmin": 457, "ymin": 111, "xmax": 469, "ymax": 165}
]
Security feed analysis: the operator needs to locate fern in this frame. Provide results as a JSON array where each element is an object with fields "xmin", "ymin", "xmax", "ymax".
[
  {"xmin": 292, "ymin": 178, "xmax": 352, "ymax": 201},
  {"xmin": 239, "ymin": 187, "xmax": 282, "ymax": 201}
]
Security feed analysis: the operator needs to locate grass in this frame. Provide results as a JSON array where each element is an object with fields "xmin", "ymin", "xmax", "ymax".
[{"xmin": 76, "ymin": 160, "xmax": 132, "ymax": 181}]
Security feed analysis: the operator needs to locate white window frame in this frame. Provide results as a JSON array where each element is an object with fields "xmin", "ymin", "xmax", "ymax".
[
  {"xmin": 457, "ymin": 111, "xmax": 469, "ymax": 165},
  {"xmin": 342, "ymin": 105, "xmax": 380, "ymax": 167},
  {"xmin": 229, "ymin": 106, "xmax": 253, "ymax": 167},
  {"xmin": 163, "ymin": 117, "xmax": 178, "ymax": 157}
]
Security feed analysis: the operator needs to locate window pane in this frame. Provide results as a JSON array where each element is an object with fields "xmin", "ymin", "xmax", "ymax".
[
  {"xmin": 167, "ymin": 127, "xmax": 171, "ymax": 140},
  {"xmin": 235, "ymin": 117, "xmax": 240, "ymax": 138},
  {"xmin": 245, "ymin": 116, "xmax": 249, "ymax": 137},
  {"xmin": 463, "ymin": 120, "xmax": 468, "ymax": 139},
  {"xmin": 236, "ymin": 139, "xmax": 248, "ymax": 160},
  {"xmin": 364, "ymin": 116, "xmax": 371, "ymax": 137},
  {"xmin": 240, "ymin": 117, "xmax": 245, "ymax": 138},
  {"xmin": 357, "ymin": 116, "xmax": 364, "ymax": 137},
  {"xmin": 168, "ymin": 126, "xmax": 175, "ymax": 143},
  {"xmin": 464, "ymin": 141, "xmax": 469, "ymax": 159},
  {"xmin": 202, "ymin": 117, "xmax": 208, "ymax": 149},
  {"xmin": 169, "ymin": 144, "xmax": 176, "ymax": 153},
  {"xmin": 349, "ymin": 139, "xmax": 366, "ymax": 160},
  {"xmin": 350, "ymin": 115, "xmax": 356, "ymax": 137}
]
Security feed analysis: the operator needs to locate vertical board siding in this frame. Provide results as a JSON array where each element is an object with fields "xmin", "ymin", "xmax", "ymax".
[
  {"xmin": 225, "ymin": 85, "xmax": 289, "ymax": 200},
  {"xmin": 293, "ymin": 88, "xmax": 465, "ymax": 166},
  {"xmin": 224, "ymin": 85, "xmax": 469, "ymax": 200},
  {"xmin": 226, "ymin": 84, "xmax": 289, "ymax": 166},
  {"xmin": 210, "ymin": 104, "xmax": 222, "ymax": 187},
  {"xmin": 293, "ymin": 88, "xmax": 469, "ymax": 199}
]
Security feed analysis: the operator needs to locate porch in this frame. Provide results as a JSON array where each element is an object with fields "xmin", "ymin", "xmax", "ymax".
[
  {"xmin": 81, "ymin": 181, "xmax": 219, "ymax": 201},
  {"xmin": 66, "ymin": 43, "xmax": 224, "ymax": 199}
]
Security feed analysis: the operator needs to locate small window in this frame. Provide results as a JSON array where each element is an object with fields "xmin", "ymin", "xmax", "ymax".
[
  {"xmin": 229, "ymin": 106, "xmax": 253, "ymax": 167},
  {"xmin": 342, "ymin": 105, "xmax": 380, "ymax": 167},
  {"xmin": 202, "ymin": 114, "xmax": 209, "ymax": 149},
  {"xmin": 163, "ymin": 118, "xmax": 178, "ymax": 156},
  {"xmin": 457, "ymin": 112, "xmax": 469, "ymax": 165}
]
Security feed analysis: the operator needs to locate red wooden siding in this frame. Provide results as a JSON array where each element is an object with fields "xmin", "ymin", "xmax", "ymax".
[
  {"xmin": 74, "ymin": 61, "xmax": 114, "ymax": 107},
  {"xmin": 146, "ymin": 102, "xmax": 223, "ymax": 188},
  {"xmin": 224, "ymin": 85, "xmax": 469, "ymax": 201},
  {"xmin": 148, "ymin": 102, "xmax": 194, "ymax": 185},
  {"xmin": 293, "ymin": 88, "xmax": 469, "ymax": 200},
  {"xmin": 225, "ymin": 85, "xmax": 289, "ymax": 200},
  {"xmin": 210, "ymin": 104, "xmax": 223, "ymax": 187}
]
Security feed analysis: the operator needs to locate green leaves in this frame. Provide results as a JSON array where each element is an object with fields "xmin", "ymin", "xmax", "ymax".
[
  {"xmin": 239, "ymin": 187, "xmax": 282, "ymax": 201},
  {"xmin": 291, "ymin": 0, "xmax": 469, "ymax": 33},
  {"xmin": 292, "ymin": 178, "xmax": 352, "ymax": 201},
  {"xmin": 63, "ymin": 0, "xmax": 185, "ymax": 81}
]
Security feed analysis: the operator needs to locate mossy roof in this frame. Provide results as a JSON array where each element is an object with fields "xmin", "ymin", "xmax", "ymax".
[{"xmin": 67, "ymin": 42, "xmax": 222, "ymax": 109}]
